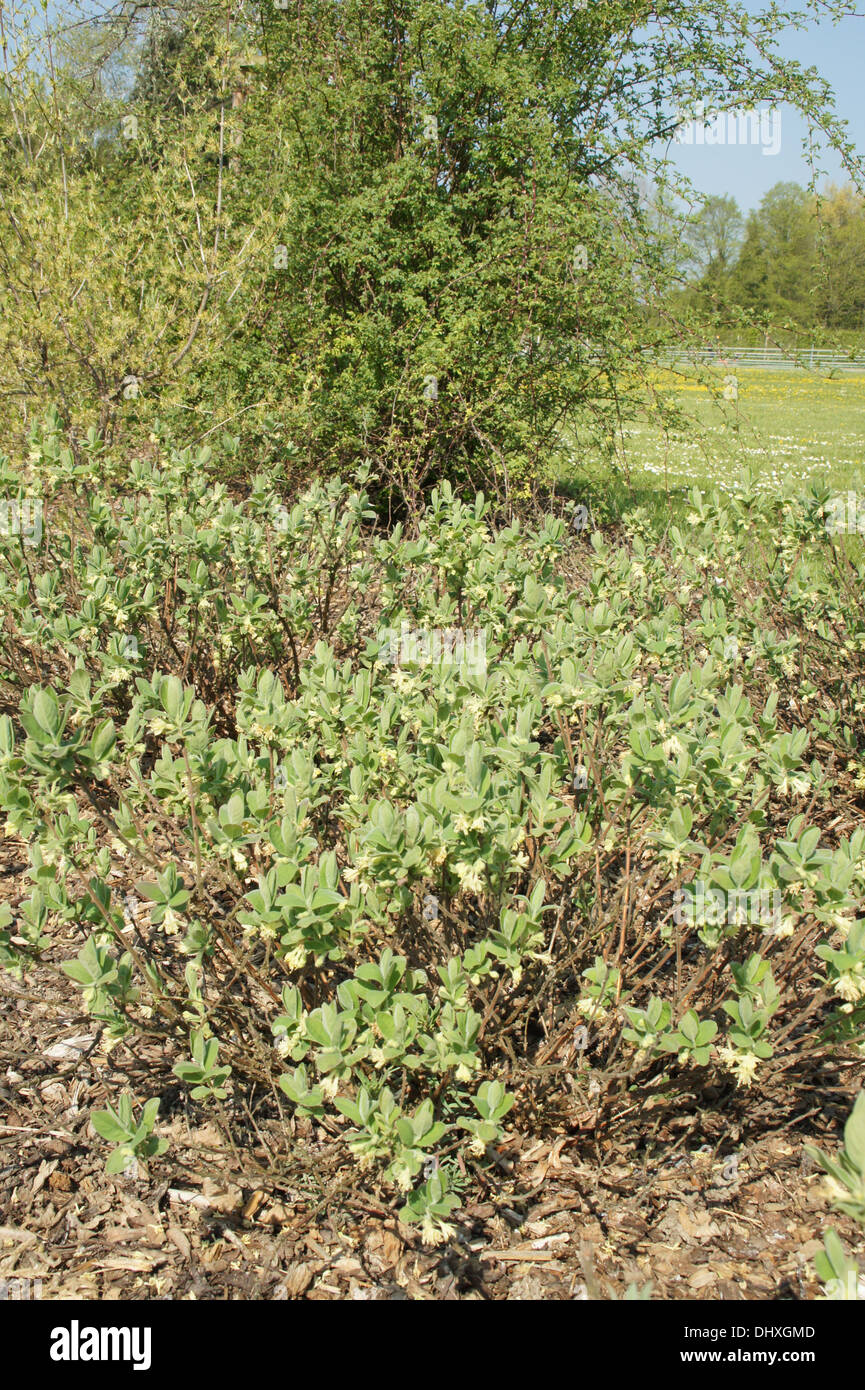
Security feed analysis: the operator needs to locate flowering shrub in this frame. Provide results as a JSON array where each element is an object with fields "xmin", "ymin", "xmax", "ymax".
[
  {"xmin": 2, "ymin": 413, "xmax": 865, "ymax": 1237},
  {"xmin": 809, "ymin": 1093, "xmax": 865, "ymax": 1299}
]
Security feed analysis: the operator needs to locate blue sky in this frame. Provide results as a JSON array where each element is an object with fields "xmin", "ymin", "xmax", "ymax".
[{"xmin": 662, "ymin": 7, "xmax": 865, "ymax": 213}]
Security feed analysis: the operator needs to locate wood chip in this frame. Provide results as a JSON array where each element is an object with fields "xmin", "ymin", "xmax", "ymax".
[
  {"xmin": 480, "ymin": 1248, "xmax": 558, "ymax": 1263},
  {"xmin": 242, "ymin": 1189, "xmax": 267, "ymax": 1221},
  {"xmin": 279, "ymin": 1262, "xmax": 316, "ymax": 1297},
  {"xmin": 168, "ymin": 1225, "xmax": 191, "ymax": 1261}
]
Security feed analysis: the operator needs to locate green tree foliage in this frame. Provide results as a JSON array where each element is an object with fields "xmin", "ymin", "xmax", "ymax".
[
  {"xmin": 681, "ymin": 194, "xmax": 745, "ymax": 313},
  {"xmin": 734, "ymin": 182, "xmax": 817, "ymax": 326},
  {"xmin": 0, "ymin": 0, "xmax": 861, "ymax": 494},
  {"xmin": 813, "ymin": 184, "xmax": 865, "ymax": 331},
  {"xmin": 677, "ymin": 180, "xmax": 865, "ymax": 335}
]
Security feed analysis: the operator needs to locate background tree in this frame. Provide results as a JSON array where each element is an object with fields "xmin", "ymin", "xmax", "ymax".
[
  {"xmin": 732, "ymin": 182, "xmax": 817, "ymax": 327},
  {"xmin": 681, "ymin": 194, "xmax": 744, "ymax": 315},
  {"xmin": 814, "ymin": 184, "xmax": 865, "ymax": 330}
]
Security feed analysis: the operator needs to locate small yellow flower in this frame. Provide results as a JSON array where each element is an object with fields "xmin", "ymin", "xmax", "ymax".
[
  {"xmin": 764, "ymin": 914, "xmax": 796, "ymax": 940},
  {"xmin": 834, "ymin": 969, "xmax": 865, "ymax": 1003},
  {"xmin": 719, "ymin": 1047, "xmax": 759, "ymax": 1088},
  {"xmin": 421, "ymin": 1217, "xmax": 455, "ymax": 1247},
  {"xmin": 455, "ymin": 859, "xmax": 485, "ymax": 894},
  {"xmin": 162, "ymin": 907, "xmax": 182, "ymax": 935}
]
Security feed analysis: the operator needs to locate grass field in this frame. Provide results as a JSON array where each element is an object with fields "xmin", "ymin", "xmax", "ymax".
[{"xmin": 616, "ymin": 368, "xmax": 865, "ymax": 502}]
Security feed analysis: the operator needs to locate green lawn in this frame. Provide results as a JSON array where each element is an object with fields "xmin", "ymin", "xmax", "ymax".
[{"xmin": 617, "ymin": 367, "xmax": 865, "ymax": 498}]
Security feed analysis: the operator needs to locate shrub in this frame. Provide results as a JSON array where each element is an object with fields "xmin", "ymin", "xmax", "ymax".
[
  {"xmin": 809, "ymin": 1093, "xmax": 865, "ymax": 1299},
  {"xmin": 2, "ymin": 419, "xmax": 865, "ymax": 1233}
]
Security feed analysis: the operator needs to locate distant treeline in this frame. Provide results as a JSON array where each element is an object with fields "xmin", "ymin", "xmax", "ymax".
[{"xmin": 678, "ymin": 183, "xmax": 865, "ymax": 332}]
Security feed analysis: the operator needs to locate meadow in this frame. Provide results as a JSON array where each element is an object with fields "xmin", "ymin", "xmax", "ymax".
[{"xmin": 611, "ymin": 368, "xmax": 865, "ymax": 508}]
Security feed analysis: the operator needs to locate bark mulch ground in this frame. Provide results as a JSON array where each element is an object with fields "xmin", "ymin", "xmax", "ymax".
[{"xmin": 3, "ymin": 971, "xmax": 861, "ymax": 1300}]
